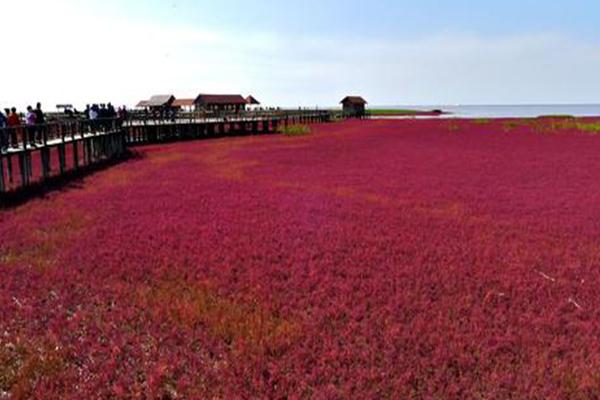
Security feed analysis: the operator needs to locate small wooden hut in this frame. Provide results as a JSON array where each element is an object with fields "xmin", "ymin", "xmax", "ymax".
[
  {"xmin": 136, "ymin": 95, "xmax": 176, "ymax": 110},
  {"xmin": 340, "ymin": 96, "xmax": 367, "ymax": 118}
]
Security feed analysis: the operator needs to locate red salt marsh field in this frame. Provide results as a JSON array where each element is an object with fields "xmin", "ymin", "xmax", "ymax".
[{"xmin": 3, "ymin": 117, "xmax": 600, "ymax": 398}]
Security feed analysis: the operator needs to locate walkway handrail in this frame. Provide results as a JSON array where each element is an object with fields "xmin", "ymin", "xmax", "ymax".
[
  {"xmin": 1, "ymin": 118, "xmax": 122, "ymax": 154},
  {"xmin": 1, "ymin": 110, "xmax": 333, "ymax": 195},
  {"xmin": 1, "ymin": 109, "xmax": 333, "ymax": 153},
  {"xmin": 124, "ymin": 109, "xmax": 331, "ymax": 126}
]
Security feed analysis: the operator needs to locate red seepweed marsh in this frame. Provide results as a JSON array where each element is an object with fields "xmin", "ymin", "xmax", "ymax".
[{"xmin": 3, "ymin": 117, "xmax": 600, "ymax": 398}]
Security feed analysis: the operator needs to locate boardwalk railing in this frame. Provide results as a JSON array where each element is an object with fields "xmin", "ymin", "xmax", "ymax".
[
  {"xmin": 0, "ymin": 118, "xmax": 127, "ymax": 195},
  {"xmin": 0, "ymin": 110, "xmax": 333, "ymax": 196},
  {"xmin": 123, "ymin": 109, "xmax": 332, "ymax": 144}
]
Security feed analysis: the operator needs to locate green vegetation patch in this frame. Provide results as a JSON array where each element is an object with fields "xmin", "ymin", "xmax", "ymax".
[
  {"xmin": 537, "ymin": 115, "xmax": 576, "ymax": 119},
  {"xmin": 368, "ymin": 109, "xmax": 427, "ymax": 116},
  {"xmin": 575, "ymin": 122, "xmax": 600, "ymax": 134},
  {"xmin": 279, "ymin": 124, "xmax": 312, "ymax": 136}
]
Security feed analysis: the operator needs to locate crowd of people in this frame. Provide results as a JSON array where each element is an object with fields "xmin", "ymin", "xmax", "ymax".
[
  {"xmin": 0, "ymin": 103, "xmax": 129, "ymax": 152},
  {"xmin": 83, "ymin": 103, "xmax": 129, "ymax": 120},
  {"xmin": 0, "ymin": 103, "xmax": 46, "ymax": 151}
]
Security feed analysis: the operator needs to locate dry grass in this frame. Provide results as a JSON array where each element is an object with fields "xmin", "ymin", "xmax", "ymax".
[
  {"xmin": 0, "ymin": 337, "xmax": 66, "ymax": 399},
  {"xmin": 140, "ymin": 279, "xmax": 298, "ymax": 356},
  {"xmin": 1, "ymin": 210, "xmax": 91, "ymax": 270}
]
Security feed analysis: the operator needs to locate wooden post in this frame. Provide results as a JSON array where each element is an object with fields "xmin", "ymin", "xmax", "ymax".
[
  {"xmin": 6, "ymin": 154, "xmax": 13, "ymax": 184},
  {"xmin": 59, "ymin": 124, "xmax": 66, "ymax": 175},
  {"xmin": 73, "ymin": 140, "xmax": 79, "ymax": 169},
  {"xmin": 18, "ymin": 152, "xmax": 27, "ymax": 188},
  {"xmin": 0, "ymin": 154, "xmax": 5, "ymax": 193},
  {"xmin": 41, "ymin": 147, "xmax": 51, "ymax": 180}
]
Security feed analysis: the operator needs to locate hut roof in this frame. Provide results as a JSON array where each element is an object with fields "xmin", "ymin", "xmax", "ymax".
[
  {"xmin": 340, "ymin": 96, "xmax": 368, "ymax": 105},
  {"xmin": 195, "ymin": 94, "xmax": 247, "ymax": 105},
  {"xmin": 146, "ymin": 95, "xmax": 176, "ymax": 107},
  {"xmin": 136, "ymin": 100, "xmax": 151, "ymax": 108},
  {"xmin": 245, "ymin": 95, "xmax": 261, "ymax": 105},
  {"xmin": 172, "ymin": 98, "xmax": 195, "ymax": 107}
]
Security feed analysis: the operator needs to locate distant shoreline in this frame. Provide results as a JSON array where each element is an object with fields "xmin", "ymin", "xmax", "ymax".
[
  {"xmin": 367, "ymin": 108, "xmax": 445, "ymax": 117},
  {"xmin": 367, "ymin": 104, "xmax": 600, "ymax": 118}
]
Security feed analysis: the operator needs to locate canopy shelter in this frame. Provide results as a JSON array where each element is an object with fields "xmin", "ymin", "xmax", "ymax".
[
  {"xmin": 194, "ymin": 94, "xmax": 247, "ymax": 112},
  {"xmin": 136, "ymin": 95, "xmax": 176, "ymax": 109},
  {"xmin": 136, "ymin": 100, "xmax": 151, "ymax": 108}
]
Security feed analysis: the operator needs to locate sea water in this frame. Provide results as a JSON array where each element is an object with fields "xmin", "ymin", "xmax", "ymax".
[{"xmin": 374, "ymin": 104, "xmax": 600, "ymax": 118}]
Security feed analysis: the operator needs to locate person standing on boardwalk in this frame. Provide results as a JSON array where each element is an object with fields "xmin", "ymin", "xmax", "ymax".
[
  {"xmin": 89, "ymin": 105, "xmax": 99, "ymax": 120},
  {"xmin": 7, "ymin": 108, "xmax": 20, "ymax": 127},
  {"xmin": 7, "ymin": 108, "xmax": 21, "ymax": 147},
  {"xmin": 0, "ymin": 109, "xmax": 7, "ymax": 151},
  {"xmin": 89, "ymin": 104, "xmax": 99, "ymax": 133},
  {"xmin": 34, "ymin": 102, "xmax": 46, "ymax": 144},
  {"xmin": 106, "ymin": 103, "xmax": 116, "ymax": 130},
  {"xmin": 25, "ymin": 106, "xmax": 37, "ymax": 145}
]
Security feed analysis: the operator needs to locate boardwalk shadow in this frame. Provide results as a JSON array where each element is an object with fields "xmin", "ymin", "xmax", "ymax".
[{"xmin": 0, "ymin": 150, "xmax": 145, "ymax": 210}]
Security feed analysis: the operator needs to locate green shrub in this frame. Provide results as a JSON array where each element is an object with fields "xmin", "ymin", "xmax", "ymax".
[
  {"xmin": 279, "ymin": 124, "xmax": 311, "ymax": 136},
  {"xmin": 576, "ymin": 122, "xmax": 600, "ymax": 134},
  {"xmin": 537, "ymin": 115, "xmax": 576, "ymax": 119}
]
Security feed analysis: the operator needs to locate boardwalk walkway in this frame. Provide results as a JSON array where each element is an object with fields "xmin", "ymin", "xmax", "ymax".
[{"xmin": 0, "ymin": 110, "xmax": 331, "ymax": 196}]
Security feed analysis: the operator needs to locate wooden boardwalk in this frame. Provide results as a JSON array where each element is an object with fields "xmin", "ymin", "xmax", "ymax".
[
  {"xmin": 123, "ymin": 110, "xmax": 331, "ymax": 144},
  {"xmin": 0, "ymin": 110, "xmax": 331, "ymax": 196}
]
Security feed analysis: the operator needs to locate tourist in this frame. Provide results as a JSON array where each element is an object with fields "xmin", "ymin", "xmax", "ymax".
[
  {"xmin": 0, "ymin": 109, "xmax": 7, "ymax": 151},
  {"xmin": 25, "ymin": 106, "xmax": 37, "ymax": 145},
  {"xmin": 99, "ymin": 104, "xmax": 107, "ymax": 119},
  {"xmin": 34, "ymin": 103, "xmax": 45, "ymax": 125},
  {"xmin": 106, "ymin": 103, "xmax": 117, "ymax": 130},
  {"xmin": 89, "ymin": 104, "xmax": 99, "ymax": 120},
  {"xmin": 117, "ymin": 106, "xmax": 128, "ymax": 127},
  {"xmin": 7, "ymin": 108, "xmax": 21, "ymax": 147},
  {"xmin": 34, "ymin": 102, "xmax": 46, "ymax": 144},
  {"xmin": 26, "ymin": 106, "xmax": 36, "ymax": 125},
  {"xmin": 89, "ymin": 104, "xmax": 99, "ymax": 133},
  {"xmin": 7, "ymin": 108, "xmax": 20, "ymax": 127},
  {"xmin": 107, "ymin": 103, "xmax": 116, "ymax": 118}
]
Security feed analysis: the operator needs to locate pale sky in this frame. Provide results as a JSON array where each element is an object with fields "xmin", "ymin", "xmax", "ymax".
[{"xmin": 1, "ymin": 0, "xmax": 599, "ymax": 110}]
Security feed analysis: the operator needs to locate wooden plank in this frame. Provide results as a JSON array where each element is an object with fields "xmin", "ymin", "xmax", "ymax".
[{"xmin": 0, "ymin": 154, "xmax": 5, "ymax": 193}]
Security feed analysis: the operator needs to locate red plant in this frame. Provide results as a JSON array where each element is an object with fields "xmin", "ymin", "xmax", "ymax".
[{"xmin": 2, "ymin": 117, "xmax": 600, "ymax": 398}]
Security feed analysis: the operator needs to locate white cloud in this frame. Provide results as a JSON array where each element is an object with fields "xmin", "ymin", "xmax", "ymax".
[{"xmin": 1, "ymin": 0, "xmax": 599, "ymax": 111}]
